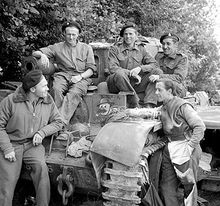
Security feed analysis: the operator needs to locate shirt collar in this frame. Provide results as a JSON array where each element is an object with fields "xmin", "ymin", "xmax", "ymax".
[{"xmin": 13, "ymin": 86, "xmax": 52, "ymax": 104}]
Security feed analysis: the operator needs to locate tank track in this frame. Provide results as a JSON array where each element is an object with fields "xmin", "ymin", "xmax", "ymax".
[
  {"xmin": 102, "ymin": 160, "xmax": 143, "ymax": 206},
  {"xmin": 101, "ymin": 139, "xmax": 166, "ymax": 206}
]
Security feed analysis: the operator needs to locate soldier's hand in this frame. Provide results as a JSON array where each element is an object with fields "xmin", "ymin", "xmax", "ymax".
[
  {"xmin": 33, "ymin": 133, "xmax": 43, "ymax": 146},
  {"xmin": 71, "ymin": 75, "xmax": 82, "ymax": 84},
  {"xmin": 5, "ymin": 151, "xmax": 16, "ymax": 162},
  {"xmin": 130, "ymin": 67, "xmax": 141, "ymax": 77},
  {"xmin": 133, "ymin": 74, "xmax": 141, "ymax": 85},
  {"xmin": 149, "ymin": 75, "xmax": 159, "ymax": 82},
  {"xmin": 40, "ymin": 53, "xmax": 49, "ymax": 68}
]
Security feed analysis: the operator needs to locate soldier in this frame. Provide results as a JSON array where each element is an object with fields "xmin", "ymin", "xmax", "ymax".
[
  {"xmin": 155, "ymin": 78, "xmax": 205, "ymax": 206},
  {"xmin": 107, "ymin": 22, "xmax": 162, "ymax": 108},
  {"xmin": 0, "ymin": 70, "xmax": 64, "ymax": 206},
  {"xmin": 33, "ymin": 21, "xmax": 97, "ymax": 125},
  {"xmin": 150, "ymin": 33, "xmax": 188, "ymax": 98}
]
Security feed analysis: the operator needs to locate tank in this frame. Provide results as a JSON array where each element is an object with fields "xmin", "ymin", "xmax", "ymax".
[
  {"xmin": 1, "ymin": 40, "xmax": 220, "ymax": 206},
  {"xmin": 0, "ymin": 41, "xmax": 165, "ymax": 206}
]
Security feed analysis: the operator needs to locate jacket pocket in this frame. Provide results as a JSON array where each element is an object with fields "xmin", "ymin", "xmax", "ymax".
[{"xmin": 76, "ymin": 57, "xmax": 86, "ymax": 71}]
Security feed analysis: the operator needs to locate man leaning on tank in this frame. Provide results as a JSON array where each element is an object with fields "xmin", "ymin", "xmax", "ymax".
[{"xmin": 155, "ymin": 78, "xmax": 205, "ymax": 206}]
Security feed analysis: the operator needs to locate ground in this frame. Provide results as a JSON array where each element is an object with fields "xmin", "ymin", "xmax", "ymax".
[{"xmin": 13, "ymin": 178, "xmax": 220, "ymax": 206}]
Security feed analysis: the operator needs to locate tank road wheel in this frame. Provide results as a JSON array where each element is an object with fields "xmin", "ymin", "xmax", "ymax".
[{"xmin": 101, "ymin": 160, "xmax": 144, "ymax": 206}]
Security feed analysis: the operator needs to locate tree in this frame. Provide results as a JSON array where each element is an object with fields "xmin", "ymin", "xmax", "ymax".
[{"xmin": 0, "ymin": 0, "xmax": 219, "ymax": 93}]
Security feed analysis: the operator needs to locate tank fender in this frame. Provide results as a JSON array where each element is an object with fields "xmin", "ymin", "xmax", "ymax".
[{"xmin": 90, "ymin": 121, "xmax": 159, "ymax": 167}]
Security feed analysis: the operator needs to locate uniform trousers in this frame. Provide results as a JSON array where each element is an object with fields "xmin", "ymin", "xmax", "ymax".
[
  {"xmin": 52, "ymin": 73, "xmax": 91, "ymax": 124},
  {"xmin": 107, "ymin": 69, "xmax": 157, "ymax": 107},
  {"xmin": 0, "ymin": 141, "xmax": 50, "ymax": 206}
]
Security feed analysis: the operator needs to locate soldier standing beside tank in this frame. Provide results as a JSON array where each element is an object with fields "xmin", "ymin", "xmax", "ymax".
[
  {"xmin": 149, "ymin": 33, "xmax": 188, "ymax": 98},
  {"xmin": 155, "ymin": 78, "xmax": 206, "ymax": 206},
  {"xmin": 107, "ymin": 23, "xmax": 162, "ymax": 108},
  {"xmin": 0, "ymin": 70, "xmax": 64, "ymax": 206},
  {"xmin": 32, "ymin": 21, "xmax": 97, "ymax": 125}
]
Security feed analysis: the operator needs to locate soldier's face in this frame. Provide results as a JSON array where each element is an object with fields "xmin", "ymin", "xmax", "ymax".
[
  {"xmin": 123, "ymin": 28, "xmax": 138, "ymax": 46},
  {"xmin": 155, "ymin": 82, "xmax": 171, "ymax": 102},
  {"xmin": 162, "ymin": 38, "xmax": 178, "ymax": 56},
  {"xmin": 33, "ymin": 76, "xmax": 49, "ymax": 98},
  {"xmin": 64, "ymin": 27, "xmax": 79, "ymax": 46}
]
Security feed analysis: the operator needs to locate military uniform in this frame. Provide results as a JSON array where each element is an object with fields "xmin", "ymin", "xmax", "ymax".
[
  {"xmin": 107, "ymin": 40, "xmax": 162, "ymax": 107},
  {"xmin": 40, "ymin": 41, "xmax": 96, "ymax": 124},
  {"xmin": 155, "ymin": 51, "xmax": 188, "ymax": 97}
]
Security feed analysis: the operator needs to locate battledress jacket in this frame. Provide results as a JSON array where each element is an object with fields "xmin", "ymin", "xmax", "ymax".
[
  {"xmin": 155, "ymin": 52, "xmax": 188, "ymax": 84},
  {"xmin": 0, "ymin": 86, "xmax": 64, "ymax": 155},
  {"xmin": 108, "ymin": 41, "xmax": 162, "ymax": 75}
]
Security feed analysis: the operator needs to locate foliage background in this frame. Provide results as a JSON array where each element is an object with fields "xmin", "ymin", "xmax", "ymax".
[{"xmin": 0, "ymin": 0, "xmax": 220, "ymax": 93}]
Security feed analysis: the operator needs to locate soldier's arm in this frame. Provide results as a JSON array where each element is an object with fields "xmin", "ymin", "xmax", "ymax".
[
  {"xmin": 141, "ymin": 48, "xmax": 162, "ymax": 75},
  {"xmin": 178, "ymin": 104, "xmax": 206, "ymax": 148},
  {"xmin": 0, "ymin": 97, "xmax": 14, "ymax": 156},
  {"xmin": 37, "ymin": 96, "xmax": 65, "ymax": 138},
  {"xmin": 84, "ymin": 45, "xmax": 97, "ymax": 78}
]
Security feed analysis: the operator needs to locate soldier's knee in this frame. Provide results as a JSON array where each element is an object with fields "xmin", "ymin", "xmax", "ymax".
[{"xmin": 114, "ymin": 70, "xmax": 128, "ymax": 82}]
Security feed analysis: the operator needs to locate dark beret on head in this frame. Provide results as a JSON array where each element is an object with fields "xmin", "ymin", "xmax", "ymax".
[
  {"xmin": 62, "ymin": 21, "xmax": 82, "ymax": 33},
  {"xmin": 22, "ymin": 70, "xmax": 43, "ymax": 92},
  {"xmin": 160, "ymin": 33, "xmax": 179, "ymax": 44},
  {"xmin": 120, "ymin": 22, "xmax": 138, "ymax": 37}
]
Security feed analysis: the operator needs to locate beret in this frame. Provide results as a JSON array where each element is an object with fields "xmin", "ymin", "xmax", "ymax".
[
  {"xmin": 22, "ymin": 70, "xmax": 43, "ymax": 92},
  {"xmin": 120, "ymin": 22, "xmax": 138, "ymax": 37},
  {"xmin": 62, "ymin": 21, "xmax": 82, "ymax": 33},
  {"xmin": 160, "ymin": 33, "xmax": 179, "ymax": 43}
]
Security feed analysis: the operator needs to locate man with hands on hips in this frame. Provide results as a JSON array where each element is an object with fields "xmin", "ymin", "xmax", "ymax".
[
  {"xmin": 155, "ymin": 78, "xmax": 205, "ymax": 206},
  {"xmin": 107, "ymin": 22, "xmax": 162, "ymax": 108},
  {"xmin": 33, "ymin": 20, "xmax": 96, "ymax": 125},
  {"xmin": 0, "ymin": 70, "xmax": 64, "ymax": 206}
]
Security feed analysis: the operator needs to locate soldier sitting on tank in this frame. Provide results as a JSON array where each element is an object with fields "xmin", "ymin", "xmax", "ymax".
[
  {"xmin": 149, "ymin": 33, "xmax": 188, "ymax": 98},
  {"xmin": 0, "ymin": 70, "xmax": 64, "ymax": 206},
  {"xmin": 107, "ymin": 22, "xmax": 162, "ymax": 108},
  {"xmin": 155, "ymin": 78, "xmax": 205, "ymax": 206},
  {"xmin": 32, "ymin": 20, "xmax": 97, "ymax": 125}
]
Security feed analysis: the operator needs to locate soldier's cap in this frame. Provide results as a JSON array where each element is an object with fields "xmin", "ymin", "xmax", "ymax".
[
  {"xmin": 120, "ymin": 22, "xmax": 138, "ymax": 37},
  {"xmin": 62, "ymin": 21, "xmax": 82, "ymax": 33},
  {"xmin": 22, "ymin": 70, "xmax": 43, "ymax": 92},
  {"xmin": 160, "ymin": 33, "xmax": 179, "ymax": 43}
]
